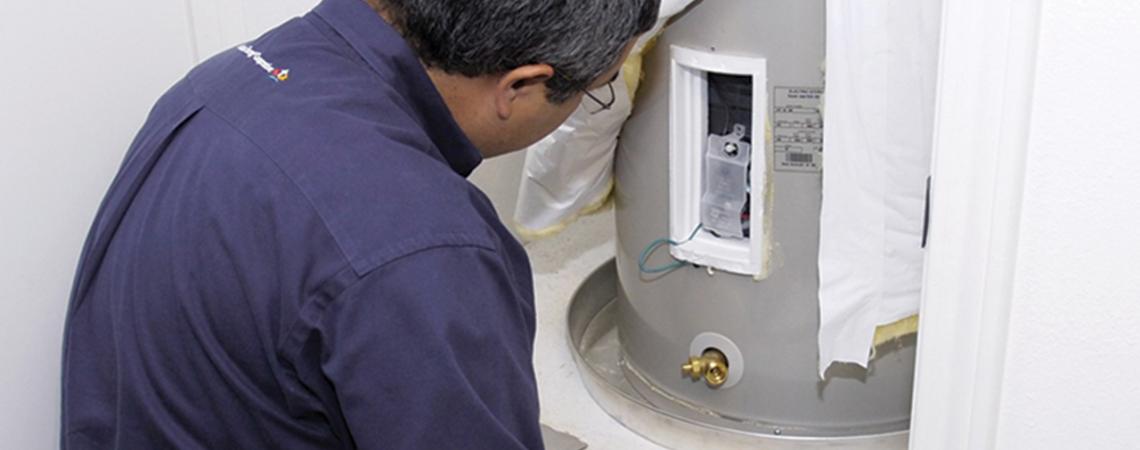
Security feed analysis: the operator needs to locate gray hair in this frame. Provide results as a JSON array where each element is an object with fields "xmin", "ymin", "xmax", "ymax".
[{"xmin": 371, "ymin": 0, "xmax": 660, "ymax": 103}]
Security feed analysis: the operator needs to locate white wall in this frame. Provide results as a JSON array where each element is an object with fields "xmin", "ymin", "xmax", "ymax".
[
  {"xmin": 0, "ymin": 2, "xmax": 197, "ymax": 448},
  {"xmin": 996, "ymin": 0, "xmax": 1140, "ymax": 448},
  {"xmin": 470, "ymin": 152, "xmax": 527, "ymax": 234}
]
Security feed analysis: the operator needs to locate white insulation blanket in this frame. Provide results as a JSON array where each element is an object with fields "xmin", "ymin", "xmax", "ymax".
[{"xmin": 818, "ymin": 0, "xmax": 941, "ymax": 376}]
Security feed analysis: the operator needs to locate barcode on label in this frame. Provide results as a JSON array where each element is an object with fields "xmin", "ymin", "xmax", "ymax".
[{"xmin": 786, "ymin": 153, "xmax": 814, "ymax": 163}]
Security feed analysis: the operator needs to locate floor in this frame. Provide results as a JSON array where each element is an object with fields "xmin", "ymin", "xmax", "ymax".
[{"xmin": 524, "ymin": 208, "xmax": 664, "ymax": 450}]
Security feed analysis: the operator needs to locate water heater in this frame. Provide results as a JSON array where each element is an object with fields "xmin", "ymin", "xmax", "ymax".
[{"xmin": 569, "ymin": 1, "xmax": 917, "ymax": 447}]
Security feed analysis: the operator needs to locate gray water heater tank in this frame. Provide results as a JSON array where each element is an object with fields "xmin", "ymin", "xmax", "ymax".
[{"xmin": 608, "ymin": 0, "xmax": 917, "ymax": 443}]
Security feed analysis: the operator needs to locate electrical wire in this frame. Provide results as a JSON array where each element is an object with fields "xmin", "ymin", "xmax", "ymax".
[{"xmin": 637, "ymin": 224, "xmax": 704, "ymax": 274}]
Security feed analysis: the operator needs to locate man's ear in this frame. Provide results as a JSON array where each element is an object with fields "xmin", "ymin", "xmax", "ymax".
[{"xmin": 494, "ymin": 64, "xmax": 554, "ymax": 120}]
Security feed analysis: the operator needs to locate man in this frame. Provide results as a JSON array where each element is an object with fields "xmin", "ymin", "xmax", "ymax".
[{"xmin": 60, "ymin": 0, "xmax": 658, "ymax": 448}]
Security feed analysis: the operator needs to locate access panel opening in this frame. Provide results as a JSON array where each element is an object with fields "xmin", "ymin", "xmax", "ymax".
[
  {"xmin": 667, "ymin": 46, "xmax": 769, "ymax": 277},
  {"xmin": 704, "ymin": 73, "xmax": 754, "ymax": 239}
]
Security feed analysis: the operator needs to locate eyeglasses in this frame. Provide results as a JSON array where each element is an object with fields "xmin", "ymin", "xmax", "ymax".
[
  {"xmin": 583, "ymin": 75, "xmax": 618, "ymax": 115},
  {"xmin": 556, "ymin": 70, "xmax": 619, "ymax": 115}
]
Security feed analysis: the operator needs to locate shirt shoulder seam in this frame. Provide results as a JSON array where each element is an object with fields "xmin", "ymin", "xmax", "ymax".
[
  {"xmin": 276, "ymin": 237, "xmax": 503, "ymax": 373},
  {"xmin": 194, "ymin": 103, "xmax": 359, "ymax": 267}
]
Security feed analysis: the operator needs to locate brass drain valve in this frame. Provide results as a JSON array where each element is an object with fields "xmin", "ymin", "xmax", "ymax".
[{"xmin": 682, "ymin": 348, "xmax": 729, "ymax": 388}]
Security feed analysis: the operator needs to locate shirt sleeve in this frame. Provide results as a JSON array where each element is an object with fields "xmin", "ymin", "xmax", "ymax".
[{"xmin": 317, "ymin": 244, "xmax": 543, "ymax": 450}]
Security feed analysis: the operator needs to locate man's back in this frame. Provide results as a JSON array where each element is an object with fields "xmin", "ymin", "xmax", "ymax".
[{"xmin": 61, "ymin": 1, "xmax": 540, "ymax": 448}]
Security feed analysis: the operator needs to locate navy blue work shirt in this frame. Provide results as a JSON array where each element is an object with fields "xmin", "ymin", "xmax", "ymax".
[{"xmin": 61, "ymin": 0, "xmax": 542, "ymax": 448}]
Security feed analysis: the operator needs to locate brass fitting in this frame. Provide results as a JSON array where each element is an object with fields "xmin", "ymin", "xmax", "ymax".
[{"xmin": 682, "ymin": 348, "xmax": 729, "ymax": 388}]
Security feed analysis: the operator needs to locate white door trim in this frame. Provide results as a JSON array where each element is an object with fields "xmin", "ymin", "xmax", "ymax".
[
  {"xmin": 184, "ymin": 0, "xmax": 252, "ymax": 62},
  {"xmin": 909, "ymin": 0, "xmax": 1043, "ymax": 448}
]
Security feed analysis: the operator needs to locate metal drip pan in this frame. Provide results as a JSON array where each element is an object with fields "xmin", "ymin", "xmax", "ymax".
[{"xmin": 567, "ymin": 260, "xmax": 909, "ymax": 449}]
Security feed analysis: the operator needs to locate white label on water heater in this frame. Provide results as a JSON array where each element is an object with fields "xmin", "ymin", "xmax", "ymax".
[{"xmin": 773, "ymin": 87, "xmax": 824, "ymax": 173}]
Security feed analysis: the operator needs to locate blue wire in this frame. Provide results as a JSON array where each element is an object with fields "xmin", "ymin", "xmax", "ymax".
[{"xmin": 637, "ymin": 224, "xmax": 704, "ymax": 274}]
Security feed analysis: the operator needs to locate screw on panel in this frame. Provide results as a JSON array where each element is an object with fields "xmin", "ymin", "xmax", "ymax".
[{"xmin": 723, "ymin": 142, "xmax": 739, "ymax": 156}]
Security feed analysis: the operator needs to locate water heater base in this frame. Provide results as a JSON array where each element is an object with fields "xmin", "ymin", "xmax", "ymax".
[{"xmin": 568, "ymin": 260, "xmax": 909, "ymax": 449}]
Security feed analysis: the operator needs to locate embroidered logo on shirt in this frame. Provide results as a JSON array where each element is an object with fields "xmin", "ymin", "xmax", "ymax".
[{"xmin": 237, "ymin": 44, "xmax": 290, "ymax": 83}]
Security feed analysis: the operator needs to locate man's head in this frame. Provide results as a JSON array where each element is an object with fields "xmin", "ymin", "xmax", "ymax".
[{"xmin": 368, "ymin": 0, "xmax": 660, "ymax": 157}]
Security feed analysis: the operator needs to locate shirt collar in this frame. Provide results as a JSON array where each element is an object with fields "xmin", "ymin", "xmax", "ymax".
[{"xmin": 314, "ymin": 0, "xmax": 483, "ymax": 177}]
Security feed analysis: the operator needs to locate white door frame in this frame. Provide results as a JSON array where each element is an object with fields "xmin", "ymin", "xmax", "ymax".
[
  {"xmin": 185, "ymin": 0, "xmax": 320, "ymax": 62},
  {"xmin": 184, "ymin": 0, "xmax": 250, "ymax": 62},
  {"xmin": 909, "ymin": 0, "xmax": 1044, "ymax": 448}
]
